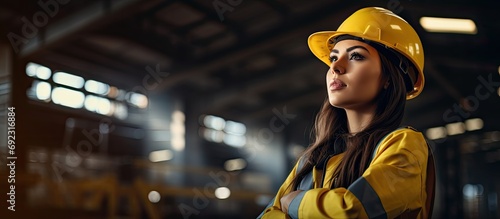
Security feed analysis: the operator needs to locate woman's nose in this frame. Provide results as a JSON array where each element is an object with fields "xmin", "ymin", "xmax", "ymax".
[{"xmin": 330, "ymin": 58, "xmax": 345, "ymax": 75}]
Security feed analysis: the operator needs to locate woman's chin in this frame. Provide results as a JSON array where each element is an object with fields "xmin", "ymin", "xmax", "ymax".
[{"xmin": 328, "ymin": 99, "xmax": 346, "ymax": 108}]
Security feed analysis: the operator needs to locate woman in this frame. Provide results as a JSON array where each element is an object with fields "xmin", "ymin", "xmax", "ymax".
[{"xmin": 257, "ymin": 7, "xmax": 435, "ymax": 219}]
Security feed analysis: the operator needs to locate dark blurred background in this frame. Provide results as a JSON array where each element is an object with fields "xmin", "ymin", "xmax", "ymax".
[{"xmin": 0, "ymin": 0, "xmax": 499, "ymax": 218}]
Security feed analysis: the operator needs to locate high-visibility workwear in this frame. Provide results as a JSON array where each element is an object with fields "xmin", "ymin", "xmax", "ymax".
[
  {"xmin": 308, "ymin": 7, "xmax": 425, "ymax": 99},
  {"xmin": 258, "ymin": 127, "xmax": 434, "ymax": 219}
]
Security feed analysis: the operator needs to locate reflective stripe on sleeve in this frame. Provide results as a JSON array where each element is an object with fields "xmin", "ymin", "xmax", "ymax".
[
  {"xmin": 288, "ymin": 191, "xmax": 306, "ymax": 219},
  {"xmin": 348, "ymin": 177, "xmax": 387, "ymax": 219},
  {"xmin": 298, "ymin": 171, "xmax": 313, "ymax": 190}
]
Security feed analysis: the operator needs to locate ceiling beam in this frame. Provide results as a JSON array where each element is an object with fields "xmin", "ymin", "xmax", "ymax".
[
  {"xmin": 155, "ymin": 1, "xmax": 357, "ymax": 91},
  {"xmin": 257, "ymin": 0, "xmax": 290, "ymax": 16},
  {"xmin": 17, "ymin": 0, "xmax": 165, "ymax": 58},
  {"xmin": 182, "ymin": 0, "xmax": 245, "ymax": 37}
]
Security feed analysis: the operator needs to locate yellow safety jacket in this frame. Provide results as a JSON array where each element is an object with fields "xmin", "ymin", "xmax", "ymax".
[{"xmin": 258, "ymin": 127, "xmax": 435, "ymax": 219}]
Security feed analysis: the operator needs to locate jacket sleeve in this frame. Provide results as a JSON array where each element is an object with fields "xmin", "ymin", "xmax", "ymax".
[
  {"xmin": 257, "ymin": 157, "xmax": 303, "ymax": 219},
  {"xmin": 286, "ymin": 130, "xmax": 428, "ymax": 219}
]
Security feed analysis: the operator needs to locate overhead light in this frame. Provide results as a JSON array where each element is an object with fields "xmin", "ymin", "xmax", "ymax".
[
  {"xmin": 202, "ymin": 115, "xmax": 226, "ymax": 131},
  {"xmin": 463, "ymin": 184, "xmax": 484, "ymax": 199},
  {"xmin": 148, "ymin": 149, "xmax": 173, "ymax": 162},
  {"xmin": 224, "ymin": 120, "xmax": 247, "ymax": 135},
  {"xmin": 465, "ymin": 118, "xmax": 483, "ymax": 131},
  {"xmin": 223, "ymin": 134, "xmax": 246, "ymax": 147},
  {"xmin": 171, "ymin": 110, "xmax": 186, "ymax": 151},
  {"xmin": 426, "ymin": 127, "xmax": 447, "ymax": 140},
  {"xmin": 52, "ymin": 87, "xmax": 85, "ymax": 108},
  {"xmin": 202, "ymin": 128, "xmax": 224, "ymax": 143},
  {"xmin": 35, "ymin": 81, "xmax": 51, "ymax": 101},
  {"xmin": 113, "ymin": 102, "xmax": 128, "ymax": 120},
  {"xmin": 107, "ymin": 86, "xmax": 119, "ymax": 98},
  {"xmin": 84, "ymin": 95, "xmax": 112, "ymax": 115},
  {"xmin": 214, "ymin": 187, "xmax": 231, "ymax": 199},
  {"xmin": 85, "ymin": 80, "xmax": 110, "ymax": 95},
  {"xmin": 127, "ymin": 92, "xmax": 148, "ymax": 108},
  {"xmin": 26, "ymin": 62, "xmax": 41, "ymax": 77},
  {"xmin": 420, "ymin": 17, "xmax": 477, "ymax": 34},
  {"xmin": 446, "ymin": 122, "xmax": 466, "ymax": 135},
  {"xmin": 172, "ymin": 111, "xmax": 185, "ymax": 122},
  {"xmin": 148, "ymin": 191, "xmax": 161, "ymax": 203},
  {"xmin": 53, "ymin": 72, "xmax": 85, "ymax": 89},
  {"xmin": 171, "ymin": 137, "xmax": 185, "ymax": 151},
  {"xmin": 224, "ymin": 158, "xmax": 247, "ymax": 171}
]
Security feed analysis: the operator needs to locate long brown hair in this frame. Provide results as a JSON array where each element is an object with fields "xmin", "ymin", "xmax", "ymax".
[{"xmin": 291, "ymin": 41, "xmax": 413, "ymax": 189}]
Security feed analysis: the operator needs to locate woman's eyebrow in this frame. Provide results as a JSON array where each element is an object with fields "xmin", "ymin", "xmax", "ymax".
[
  {"xmin": 331, "ymin": 45, "xmax": 370, "ymax": 54},
  {"xmin": 346, "ymin": 45, "xmax": 370, "ymax": 54}
]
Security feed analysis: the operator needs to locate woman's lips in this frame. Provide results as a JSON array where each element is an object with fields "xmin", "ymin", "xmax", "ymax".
[{"xmin": 329, "ymin": 78, "xmax": 346, "ymax": 91}]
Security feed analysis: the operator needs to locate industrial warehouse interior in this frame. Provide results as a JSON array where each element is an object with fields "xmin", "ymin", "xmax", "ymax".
[{"xmin": 0, "ymin": 0, "xmax": 499, "ymax": 218}]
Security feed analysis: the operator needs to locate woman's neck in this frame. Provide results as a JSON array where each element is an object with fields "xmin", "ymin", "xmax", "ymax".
[{"xmin": 344, "ymin": 105, "xmax": 377, "ymax": 135}]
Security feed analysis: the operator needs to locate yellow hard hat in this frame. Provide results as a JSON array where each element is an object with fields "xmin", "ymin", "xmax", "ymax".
[{"xmin": 308, "ymin": 7, "xmax": 424, "ymax": 99}]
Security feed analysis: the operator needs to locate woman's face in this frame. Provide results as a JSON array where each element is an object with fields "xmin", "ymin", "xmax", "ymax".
[{"xmin": 326, "ymin": 39, "xmax": 384, "ymax": 110}]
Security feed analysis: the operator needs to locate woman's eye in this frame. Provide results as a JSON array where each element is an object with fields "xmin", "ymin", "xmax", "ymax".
[
  {"xmin": 349, "ymin": 52, "xmax": 365, "ymax": 60},
  {"xmin": 329, "ymin": 54, "xmax": 338, "ymax": 62}
]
